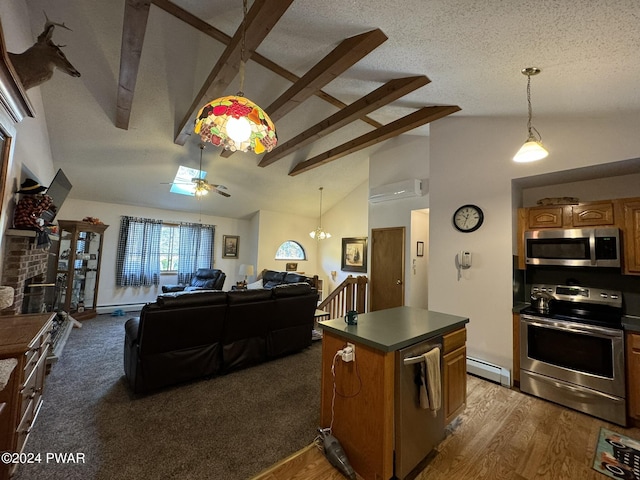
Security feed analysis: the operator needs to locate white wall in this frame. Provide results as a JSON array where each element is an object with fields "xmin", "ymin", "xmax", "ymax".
[
  {"xmin": 58, "ymin": 199, "xmax": 252, "ymax": 308},
  {"xmin": 409, "ymin": 209, "xmax": 429, "ymax": 308},
  {"xmin": 369, "ymin": 135, "xmax": 430, "ymax": 305},
  {"xmin": 429, "ymin": 113, "xmax": 640, "ymax": 374},
  {"xmin": 522, "ymin": 172, "xmax": 640, "ymax": 207},
  {"xmin": 318, "ymin": 181, "xmax": 369, "ymax": 292},
  {"xmin": 0, "ymin": 0, "xmax": 56, "ymax": 269},
  {"xmin": 255, "ymin": 209, "xmax": 318, "ymax": 276}
]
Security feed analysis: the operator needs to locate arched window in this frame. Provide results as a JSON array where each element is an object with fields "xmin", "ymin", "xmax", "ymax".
[{"xmin": 275, "ymin": 240, "xmax": 307, "ymax": 260}]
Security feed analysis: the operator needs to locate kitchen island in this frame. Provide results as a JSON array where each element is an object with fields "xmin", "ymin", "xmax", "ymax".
[{"xmin": 318, "ymin": 306, "xmax": 469, "ymax": 480}]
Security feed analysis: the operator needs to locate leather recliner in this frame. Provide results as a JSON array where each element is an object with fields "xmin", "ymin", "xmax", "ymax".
[{"xmin": 162, "ymin": 268, "xmax": 226, "ymax": 293}]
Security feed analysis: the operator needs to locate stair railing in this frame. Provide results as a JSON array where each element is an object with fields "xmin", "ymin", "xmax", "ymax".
[{"xmin": 317, "ymin": 275, "xmax": 368, "ymax": 320}]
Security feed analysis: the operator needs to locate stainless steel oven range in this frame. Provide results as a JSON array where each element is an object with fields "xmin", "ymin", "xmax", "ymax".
[{"xmin": 520, "ymin": 284, "xmax": 626, "ymax": 426}]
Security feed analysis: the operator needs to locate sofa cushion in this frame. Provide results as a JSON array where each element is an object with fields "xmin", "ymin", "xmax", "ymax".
[
  {"xmin": 156, "ymin": 290, "xmax": 227, "ymax": 308},
  {"xmin": 271, "ymin": 282, "xmax": 313, "ymax": 297},
  {"xmin": 227, "ymin": 289, "xmax": 273, "ymax": 304},
  {"xmin": 284, "ymin": 272, "xmax": 310, "ymax": 284},
  {"xmin": 124, "ymin": 317, "xmax": 140, "ymax": 342},
  {"xmin": 246, "ymin": 279, "xmax": 263, "ymax": 290},
  {"xmin": 262, "ymin": 270, "xmax": 287, "ymax": 283}
]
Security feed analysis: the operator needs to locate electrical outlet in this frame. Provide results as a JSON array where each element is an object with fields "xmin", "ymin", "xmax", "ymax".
[{"xmin": 341, "ymin": 343, "xmax": 355, "ymax": 362}]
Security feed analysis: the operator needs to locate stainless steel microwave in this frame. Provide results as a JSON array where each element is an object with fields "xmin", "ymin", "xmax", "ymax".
[{"xmin": 524, "ymin": 227, "xmax": 620, "ymax": 267}]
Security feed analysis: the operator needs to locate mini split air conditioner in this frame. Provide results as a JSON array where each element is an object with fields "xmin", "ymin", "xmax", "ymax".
[{"xmin": 368, "ymin": 179, "xmax": 423, "ymax": 203}]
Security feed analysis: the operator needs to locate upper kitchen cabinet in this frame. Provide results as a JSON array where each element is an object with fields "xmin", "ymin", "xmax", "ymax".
[
  {"xmin": 623, "ymin": 199, "xmax": 640, "ymax": 274},
  {"xmin": 517, "ymin": 197, "xmax": 640, "ymax": 275}
]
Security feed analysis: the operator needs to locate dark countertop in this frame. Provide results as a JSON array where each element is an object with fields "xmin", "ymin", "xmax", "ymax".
[
  {"xmin": 623, "ymin": 315, "xmax": 640, "ymax": 333},
  {"xmin": 513, "ymin": 302, "xmax": 529, "ymax": 314},
  {"xmin": 318, "ymin": 306, "xmax": 469, "ymax": 352}
]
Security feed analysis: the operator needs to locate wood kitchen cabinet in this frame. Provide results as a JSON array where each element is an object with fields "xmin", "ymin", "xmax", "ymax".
[
  {"xmin": 527, "ymin": 206, "xmax": 564, "ymax": 228},
  {"xmin": 571, "ymin": 202, "xmax": 615, "ymax": 226},
  {"xmin": 0, "ymin": 313, "xmax": 55, "ymax": 480},
  {"xmin": 443, "ymin": 327, "xmax": 467, "ymax": 426},
  {"xmin": 517, "ymin": 197, "xmax": 640, "ymax": 275},
  {"xmin": 626, "ymin": 332, "xmax": 640, "ymax": 425},
  {"xmin": 623, "ymin": 200, "xmax": 640, "ymax": 275}
]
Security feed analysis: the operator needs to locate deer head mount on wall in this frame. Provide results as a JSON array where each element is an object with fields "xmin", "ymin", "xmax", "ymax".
[{"xmin": 8, "ymin": 13, "xmax": 81, "ymax": 90}]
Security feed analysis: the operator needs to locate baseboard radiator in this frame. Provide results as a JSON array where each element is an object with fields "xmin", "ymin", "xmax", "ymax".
[
  {"xmin": 97, "ymin": 303, "xmax": 146, "ymax": 315},
  {"xmin": 466, "ymin": 356, "xmax": 511, "ymax": 387}
]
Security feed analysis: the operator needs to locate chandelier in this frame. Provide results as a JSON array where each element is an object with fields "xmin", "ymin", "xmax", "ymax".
[
  {"xmin": 309, "ymin": 187, "xmax": 331, "ymax": 240},
  {"xmin": 513, "ymin": 67, "xmax": 549, "ymax": 163},
  {"xmin": 194, "ymin": 0, "xmax": 277, "ymax": 154}
]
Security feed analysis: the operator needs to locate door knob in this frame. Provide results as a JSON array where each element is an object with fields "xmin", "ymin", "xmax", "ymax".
[{"xmin": 396, "ymin": 279, "xmax": 402, "ymax": 285}]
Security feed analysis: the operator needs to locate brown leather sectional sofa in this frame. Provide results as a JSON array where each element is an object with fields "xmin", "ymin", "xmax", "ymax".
[{"xmin": 123, "ymin": 283, "xmax": 318, "ymax": 394}]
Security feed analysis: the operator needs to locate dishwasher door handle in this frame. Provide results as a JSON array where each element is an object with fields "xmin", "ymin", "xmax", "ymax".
[{"xmin": 403, "ymin": 346, "xmax": 440, "ymax": 366}]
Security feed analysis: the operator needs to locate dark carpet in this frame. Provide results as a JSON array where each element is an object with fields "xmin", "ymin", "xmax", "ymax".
[{"xmin": 13, "ymin": 313, "xmax": 322, "ymax": 480}]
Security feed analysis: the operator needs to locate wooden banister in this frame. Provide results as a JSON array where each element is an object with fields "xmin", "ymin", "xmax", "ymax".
[{"xmin": 317, "ymin": 275, "xmax": 368, "ymax": 320}]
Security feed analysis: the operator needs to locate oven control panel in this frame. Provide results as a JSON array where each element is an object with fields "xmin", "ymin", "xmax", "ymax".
[{"xmin": 531, "ymin": 284, "xmax": 622, "ymax": 307}]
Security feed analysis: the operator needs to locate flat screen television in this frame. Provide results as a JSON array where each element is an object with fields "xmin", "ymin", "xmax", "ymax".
[{"xmin": 40, "ymin": 169, "xmax": 72, "ymax": 223}]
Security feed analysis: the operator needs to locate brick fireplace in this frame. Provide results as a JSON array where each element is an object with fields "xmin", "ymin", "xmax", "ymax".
[{"xmin": 1, "ymin": 231, "xmax": 51, "ymax": 316}]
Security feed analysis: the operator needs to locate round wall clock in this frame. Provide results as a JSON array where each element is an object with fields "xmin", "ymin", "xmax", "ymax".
[{"xmin": 453, "ymin": 204, "xmax": 484, "ymax": 232}]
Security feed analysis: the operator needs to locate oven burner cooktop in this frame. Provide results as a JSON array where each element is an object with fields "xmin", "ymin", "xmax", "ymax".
[{"xmin": 523, "ymin": 283, "xmax": 623, "ymax": 329}]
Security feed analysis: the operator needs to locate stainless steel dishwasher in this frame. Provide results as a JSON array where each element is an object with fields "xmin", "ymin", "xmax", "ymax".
[{"xmin": 394, "ymin": 338, "xmax": 445, "ymax": 479}]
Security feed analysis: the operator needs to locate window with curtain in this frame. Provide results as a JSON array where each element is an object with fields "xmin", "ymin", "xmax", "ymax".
[
  {"xmin": 177, "ymin": 223, "xmax": 216, "ymax": 284},
  {"xmin": 115, "ymin": 216, "xmax": 163, "ymax": 287},
  {"xmin": 116, "ymin": 217, "xmax": 216, "ymax": 287}
]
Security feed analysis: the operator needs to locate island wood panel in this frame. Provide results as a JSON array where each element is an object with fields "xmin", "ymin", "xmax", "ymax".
[
  {"xmin": 320, "ymin": 330, "xmax": 394, "ymax": 480},
  {"xmin": 627, "ymin": 332, "xmax": 640, "ymax": 425},
  {"xmin": 443, "ymin": 345, "xmax": 467, "ymax": 426},
  {"xmin": 513, "ymin": 313, "xmax": 520, "ymax": 387}
]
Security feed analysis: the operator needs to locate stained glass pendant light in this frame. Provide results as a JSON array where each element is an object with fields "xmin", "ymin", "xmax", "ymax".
[
  {"xmin": 310, "ymin": 187, "xmax": 331, "ymax": 240},
  {"xmin": 513, "ymin": 67, "xmax": 549, "ymax": 163},
  {"xmin": 194, "ymin": 0, "xmax": 277, "ymax": 154}
]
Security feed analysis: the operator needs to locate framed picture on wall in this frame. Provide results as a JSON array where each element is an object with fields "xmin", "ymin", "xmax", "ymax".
[
  {"xmin": 285, "ymin": 262, "xmax": 298, "ymax": 271},
  {"xmin": 341, "ymin": 237, "xmax": 368, "ymax": 273},
  {"xmin": 222, "ymin": 235, "xmax": 239, "ymax": 258}
]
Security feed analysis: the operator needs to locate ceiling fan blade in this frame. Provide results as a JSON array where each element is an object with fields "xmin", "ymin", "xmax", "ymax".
[
  {"xmin": 215, "ymin": 189, "xmax": 231, "ymax": 198},
  {"xmin": 211, "ymin": 184, "xmax": 227, "ymax": 190}
]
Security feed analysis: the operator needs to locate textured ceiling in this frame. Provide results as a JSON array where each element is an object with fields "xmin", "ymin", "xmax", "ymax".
[{"xmin": 17, "ymin": 0, "xmax": 640, "ymax": 219}]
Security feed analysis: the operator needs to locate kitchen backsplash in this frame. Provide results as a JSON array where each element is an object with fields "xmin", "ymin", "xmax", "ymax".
[{"xmin": 524, "ymin": 265, "xmax": 640, "ymax": 316}]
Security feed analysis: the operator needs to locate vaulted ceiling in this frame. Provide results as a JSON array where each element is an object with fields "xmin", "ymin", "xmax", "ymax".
[{"xmin": 16, "ymin": 0, "xmax": 640, "ymax": 219}]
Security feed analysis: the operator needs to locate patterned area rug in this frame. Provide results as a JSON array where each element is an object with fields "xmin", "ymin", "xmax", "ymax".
[{"xmin": 593, "ymin": 427, "xmax": 640, "ymax": 480}]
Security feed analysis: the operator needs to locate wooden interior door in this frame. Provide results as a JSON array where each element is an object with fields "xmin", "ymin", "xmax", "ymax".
[{"xmin": 370, "ymin": 227, "xmax": 405, "ymax": 311}]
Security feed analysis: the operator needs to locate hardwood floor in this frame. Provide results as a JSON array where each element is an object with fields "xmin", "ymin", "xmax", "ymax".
[{"xmin": 252, "ymin": 374, "xmax": 640, "ymax": 480}]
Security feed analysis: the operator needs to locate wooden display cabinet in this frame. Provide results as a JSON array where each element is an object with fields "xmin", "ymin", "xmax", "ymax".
[{"xmin": 54, "ymin": 220, "xmax": 108, "ymax": 320}]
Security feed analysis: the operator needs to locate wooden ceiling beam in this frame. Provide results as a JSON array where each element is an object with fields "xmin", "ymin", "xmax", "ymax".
[
  {"xmin": 258, "ymin": 75, "xmax": 430, "ymax": 167},
  {"xmin": 173, "ymin": 0, "xmax": 294, "ymax": 146},
  {"xmin": 266, "ymin": 29, "xmax": 388, "ymax": 122},
  {"xmin": 288, "ymin": 105, "xmax": 461, "ymax": 176},
  {"xmin": 116, "ymin": 0, "xmax": 152, "ymax": 130},
  {"xmin": 151, "ymin": 0, "xmax": 383, "ymax": 130},
  {"xmin": 220, "ymin": 28, "xmax": 388, "ymax": 158}
]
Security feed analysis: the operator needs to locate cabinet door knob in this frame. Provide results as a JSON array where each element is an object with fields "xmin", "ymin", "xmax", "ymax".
[{"xmin": 396, "ymin": 279, "xmax": 402, "ymax": 285}]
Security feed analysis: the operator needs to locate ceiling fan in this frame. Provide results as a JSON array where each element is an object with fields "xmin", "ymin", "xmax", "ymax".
[{"xmin": 163, "ymin": 144, "xmax": 230, "ymax": 198}]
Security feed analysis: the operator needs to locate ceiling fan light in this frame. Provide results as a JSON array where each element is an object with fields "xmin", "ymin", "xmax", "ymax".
[{"xmin": 513, "ymin": 139, "xmax": 549, "ymax": 163}]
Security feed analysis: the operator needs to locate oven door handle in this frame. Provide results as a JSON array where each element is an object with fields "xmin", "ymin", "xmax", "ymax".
[{"xmin": 522, "ymin": 318, "xmax": 622, "ymax": 339}]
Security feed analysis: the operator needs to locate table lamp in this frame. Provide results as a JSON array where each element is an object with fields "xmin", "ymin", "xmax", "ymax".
[{"xmin": 238, "ymin": 264, "xmax": 255, "ymax": 286}]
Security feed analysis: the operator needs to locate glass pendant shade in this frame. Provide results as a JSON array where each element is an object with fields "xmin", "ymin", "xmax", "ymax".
[
  {"xmin": 513, "ymin": 136, "xmax": 549, "ymax": 163},
  {"xmin": 514, "ymin": 67, "xmax": 548, "ymax": 163},
  {"xmin": 194, "ymin": 95, "xmax": 277, "ymax": 154},
  {"xmin": 310, "ymin": 187, "xmax": 330, "ymax": 240}
]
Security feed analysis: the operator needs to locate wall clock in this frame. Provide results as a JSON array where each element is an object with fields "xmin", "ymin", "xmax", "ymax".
[{"xmin": 453, "ymin": 204, "xmax": 484, "ymax": 233}]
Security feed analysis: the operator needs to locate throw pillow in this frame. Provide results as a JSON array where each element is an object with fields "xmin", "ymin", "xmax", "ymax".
[{"xmin": 246, "ymin": 279, "xmax": 263, "ymax": 290}]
